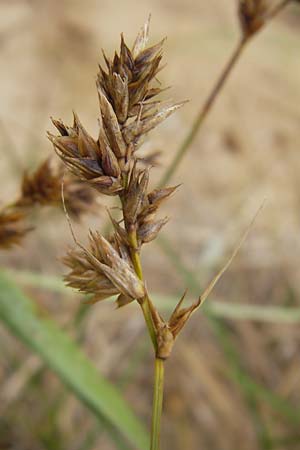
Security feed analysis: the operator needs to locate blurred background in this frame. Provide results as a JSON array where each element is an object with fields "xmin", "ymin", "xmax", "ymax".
[{"xmin": 1, "ymin": 0, "xmax": 300, "ymax": 449}]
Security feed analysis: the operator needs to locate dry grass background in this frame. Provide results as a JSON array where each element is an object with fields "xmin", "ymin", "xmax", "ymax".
[{"xmin": 1, "ymin": 0, "xmax": 300, "ymax": 449}]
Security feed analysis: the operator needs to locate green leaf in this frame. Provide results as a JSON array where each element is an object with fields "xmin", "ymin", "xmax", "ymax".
[
  {"xmin": 5, "ymin": 269, "xmax": 300, "ymax": 324},
  {"xmin": 0, "ymin": 272, "xmax": 149, "ymax": 450}
]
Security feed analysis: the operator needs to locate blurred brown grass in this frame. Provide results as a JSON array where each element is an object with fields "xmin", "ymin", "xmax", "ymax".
[{"xmin": 1, "ymin": 1, "xmax": 300, "ymax": 449}]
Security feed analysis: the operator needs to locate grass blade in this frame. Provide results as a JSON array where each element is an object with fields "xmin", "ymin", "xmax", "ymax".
[
  {"xmin": 5, "ymin": 269, "xmax": 300, "ymax": 324},
  {"xmin": 0, "ymin": 272, "xmax": 149, "ymax": 450}
]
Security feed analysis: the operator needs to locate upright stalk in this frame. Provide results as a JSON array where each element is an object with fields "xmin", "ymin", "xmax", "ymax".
[
  {"xmin": 159, "ymin": 36, "xmax": 248, "ymax": 187},
  {"xmin": 150, "ymin": 358, "xmax": 165, "ymax": 450},
  {"xmin": 126, "ymin": 226, "xmax": 158, "ymax": 351},
  {"xmin": 267, "ymin": 0, "xmax": 291, "ymax": 21}
]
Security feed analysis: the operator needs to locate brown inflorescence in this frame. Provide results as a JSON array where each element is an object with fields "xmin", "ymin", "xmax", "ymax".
[
  {"xmin": 63, "ymin": 231, "xmax": 145, "ymax": 305},
  {"xmin": 48, "ymin": 23, "xmax": 184, "ymax": 196},
  {"xmin": 238, "ymin": 0, "xmax": 269, "ymax": 37},
  {"xmin": 0, "ymin": 209, "xmax": 32, "ymax": 249},
  {"xmin": 0, "ymin": 158, "xmax": 98, "ymax": 250},
  {"xmin": 16, "ymin": 158, "xmax": 97, "ymax": 220},
  {"xmin": 48, "ymin": 20, "xmax": 183, "ymax": 313}
]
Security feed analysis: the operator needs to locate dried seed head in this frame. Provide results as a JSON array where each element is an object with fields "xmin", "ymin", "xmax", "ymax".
[
  {"xmin": 0, "ymin": 209, "xmax": 32, "ymax": 249},
  {"xmin": 17, "ymin": 159, "xmax": 61, "ymax": 207},
  {"xmin": 238, "ymin": 0, "xmax": 268, "ymax": 37},
  {"xmin": 50, "ymin": 20, "xmax": 185, "ymax": 188},
  {"xmin": 48, "ymin": 114, "xmax": 122, "ymax": 196},
  {"xmin": 16, "ymin": 159, "xmax": 97, "ymax": 220},
  {"xmin": 63, "ymin": 230, "xmax": 145, "ymax": 304},
  {"xmin": 96, "ymin": 23, "xmax": 185, "ymax": 154}
]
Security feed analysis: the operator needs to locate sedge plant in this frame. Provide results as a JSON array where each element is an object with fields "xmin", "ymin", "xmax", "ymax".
[
  {"xmin": 0, "ymin": 1, "xmax": 295, "ymax": 449},
  {"xmin": 47, "ymin": 2, "xmax": 295, "ymax": 449}
]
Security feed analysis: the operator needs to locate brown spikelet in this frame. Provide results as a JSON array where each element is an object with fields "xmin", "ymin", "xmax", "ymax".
[
  {"xmin": 50, "ymin": 20, "xmax": 184, "ymax": 202},
  {"xmin": 238, "ymin": 0, "xmax": 269, "ymax": 37},
  {"xmin": 48, "ymin": 114, "xmax": 123, "ymax": 195},
  {"xmin": 17, "ymin": 159, "xmax": 61, "ymax": 207},
  {"xmin": 63, "ymin": 231, "xmax": 145, "ymax": 304},
  {"xmin": 96, "ymin": 26, "xmax": 183, "ymax": 155},
  {"xmin": 0, "ymin": 209, "xmax": 32, "ymax": 249},
  {"xmin": 134, "ymin": 184, "xmax": 179, "ymax": 245},
  {"xmin": 16, "ymin": 158, "xmax": 97, "ymax": 220}
]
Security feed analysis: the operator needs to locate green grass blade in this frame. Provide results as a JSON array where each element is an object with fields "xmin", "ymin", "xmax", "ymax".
[
  {"xmin": 0, "ymin": 272, "xmax": 149, "ymax": 450},
  {"xmin": 5, "ymin": 268, "xmax": 300, "ymax": 324}
]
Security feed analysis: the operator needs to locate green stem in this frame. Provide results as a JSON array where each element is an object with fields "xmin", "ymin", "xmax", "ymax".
[
  {"xmin": 158, "ymin": 36, "xmax": 248, "ymax": 188},
  {"xmin": 150, "ymin": 358, "xmax": 165, "ymax": 450},
  {"xmin": 140, "ymin": 296, "xmax": 157, "ymax": 351},
  {"xmin": 127, "ymin": 228, "xmax": 157, "ymax": 351},
  {"xmin": 120, "ymin": 171, "xmax": 158, "ymax": 351}
]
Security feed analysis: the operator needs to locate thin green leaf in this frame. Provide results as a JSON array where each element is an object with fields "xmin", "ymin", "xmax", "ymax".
[
  {"xmin": 0, "ymin": 272, "xmax": 149, "ymax": 450},
  {"xmin": 4, "ymin": 268, "xmax": 300, "ymax": 324}
]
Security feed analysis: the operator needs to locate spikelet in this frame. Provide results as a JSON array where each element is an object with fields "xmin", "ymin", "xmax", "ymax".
[
  {"xmin": 49, "ymin": 21, "xmax": 184, "ymax": 193},
  {"xmin": 238, "ymin": 0, "xmax": 269, "ymax": 37},
  {"xmin": 16, "ymin": 158, "xmax": 96, "ymax": 220},
  {"xmin": 0, "ymin": 209, "xmax": 32, "ymax": 249},
  {"xmin": 136, "ymin": 184, "xmax": 179, "ymax": 245},
  {"xmin": 63, "ymin": 231, "xmax": 145, "ymax": 304},
  {"xmin": 48, "ymin": 114, "xmax": 123, "ymax": 195}
]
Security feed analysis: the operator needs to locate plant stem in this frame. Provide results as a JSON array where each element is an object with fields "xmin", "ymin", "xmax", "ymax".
[
  {"xmin": 150, "ymin": 358, "xmax": 165, "ymax": 450},
  {"xmin": 267, "ymin": 0, "xmax": 291, "ymax": 22},
  {"xmin": 158, "ymin": 36, "xmax": 248, "ymax": 188},
  {"xmin": 127, "ymin": 228, "xmax": 157, "ymax": 351}
]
